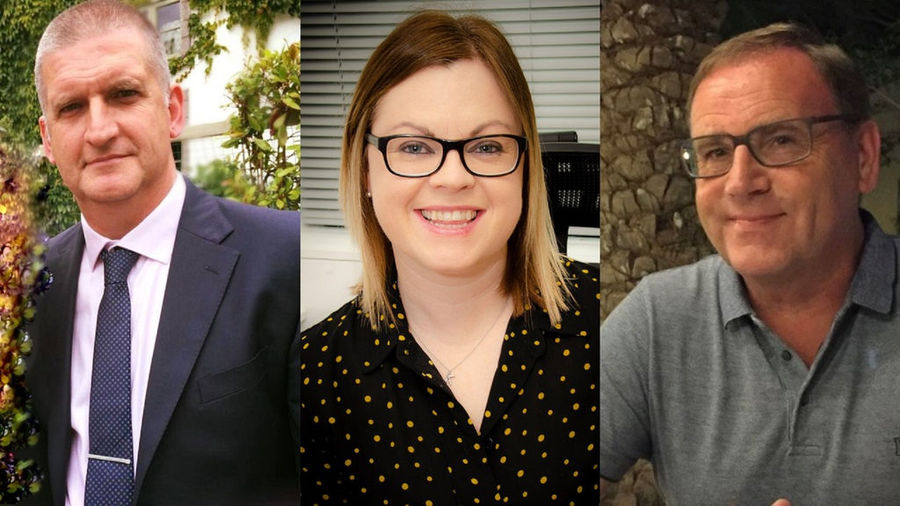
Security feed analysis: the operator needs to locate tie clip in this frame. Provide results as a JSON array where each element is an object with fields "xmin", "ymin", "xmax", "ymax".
[{"xmin": 88, "ymin": 453, "xmax": 131, "ymax": 465}]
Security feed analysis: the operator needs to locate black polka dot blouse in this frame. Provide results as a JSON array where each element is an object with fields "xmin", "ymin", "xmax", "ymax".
[{"xmin": 300, "ymin": 259, "xmax": 599, "ymax": 505}]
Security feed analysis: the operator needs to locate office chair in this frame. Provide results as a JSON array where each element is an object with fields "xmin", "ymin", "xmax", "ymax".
[{"xmin": 539, "ymin": 131, "xmax": 600, "ymax": 255}]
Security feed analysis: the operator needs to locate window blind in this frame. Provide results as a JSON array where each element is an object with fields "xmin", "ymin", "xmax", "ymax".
[{"xmin": 300, "ymin": 0, "xmax": 600, "ymax": 227}]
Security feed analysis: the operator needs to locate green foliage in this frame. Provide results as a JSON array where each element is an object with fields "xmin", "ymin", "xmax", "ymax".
[
  {"xmin": 191, "ymin": 158, "xmax": 238, "ymax": 198},
  {"xmin": 169, "ymin": 0, "xmax": 300, "ymax": 80},
  {"xmin": 220, "ymin": 42, "xmax": 300, "ymax": 210},
  {"xmin": 0, "ymin": 0, "xmax": 82, "ymax": 236}
]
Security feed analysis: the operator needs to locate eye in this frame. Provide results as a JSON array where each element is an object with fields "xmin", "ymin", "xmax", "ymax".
[
  {"xmin": 113, "ymin": 89, "xmax": 139, "ymax": 99},
  {"xmin": 693, "ymin": 139, "xmax": 732, "ymax": 161},
  {"xmin": 470, "ymin": 141, "xmax": 503, "ymax": 155},
  {"xmin": 58, "ymin": 102, "xmax": 82, "ymax": 115},
  {"xmin": 398, "ymin": 140, "xmax": 434, "ymax": 155}
]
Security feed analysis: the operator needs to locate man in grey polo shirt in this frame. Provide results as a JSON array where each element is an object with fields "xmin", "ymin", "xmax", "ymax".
[{"xmin": 600, "ymin": 22, "xmax": 900, "ymax": 505}]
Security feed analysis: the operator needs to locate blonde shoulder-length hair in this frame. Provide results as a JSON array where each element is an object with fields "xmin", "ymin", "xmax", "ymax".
[{"xmin": 341, "ymin": 10, "xmax": 571, "ymax": 328}]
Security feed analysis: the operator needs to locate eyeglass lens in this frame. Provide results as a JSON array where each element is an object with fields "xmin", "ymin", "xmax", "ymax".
[
  {"xmin": 385, "ymin": 136, "xmax": 520, "ymax": 176},
  {"xmin": 686, "ymin": 119, "xmax": 812, "ymax": 177}
]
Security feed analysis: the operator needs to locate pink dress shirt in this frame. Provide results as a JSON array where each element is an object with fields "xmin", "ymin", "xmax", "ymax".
[{"xmin": 65, "ymin": 175, "xmax": 185, "ymax": 506}]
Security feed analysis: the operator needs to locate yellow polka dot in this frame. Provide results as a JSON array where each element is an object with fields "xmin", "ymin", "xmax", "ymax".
[
  {"xmin": 484, "ymin": 410, "xmax": 492, "ymax": 418},
  {"xmin": 327, "ymin": 417, "xmax": 336, "ymax": 424},
  {"xmin": 563, "ymin": 349, "xmax": 570, "ymax": 356},
  {"xmin": 584, "ymin": 363, "xmax": 591, "ymax": 371},
  {"xmin": 540, "ymin": 476, "xmax": 548, "ymax": 484},
  {"xmin": 373, "ymin": 435, "xmax": 380, "ymax": 442},
  {"xmin": 378, "ymin": 475, "xmax": 385, "ymax": 482},
  {"xmin": 538, "ymin": 434, "xmax": 545, "ymax": 442},
  {"xmin": 406, "ymin": 420, "xmax": 414, "ymax": 428},
  {"xmin": 538, "ymin": 392, "xmax": 545, "ymax": 400},
  {"xmin": 344, "ymin": 459, "xmax": 351, "ymax": 466},
  {"xmin": 569, "ymin": 430, "xmax": 576, "ymax": 438},
  {"xmin": 401, "ymin": 483, "xmax": 409, "ymax": 490},
  {"xmin": 407, "ymin": 446, "xmax": 415, "ymax": 453},
  {"xmin": 471, "ymin": 477, "xmax": 479, "ymax": 485},
  {"xmin": 573, "ymin": 403, "xmax": 580, "ymax": 410},
  {"xmin": 516, "ymin": 470, "xmax": 524, "ymax": 477},
  {"xmin": 364, "ymin": 395, "xmax": 371, "ymax": 403}
]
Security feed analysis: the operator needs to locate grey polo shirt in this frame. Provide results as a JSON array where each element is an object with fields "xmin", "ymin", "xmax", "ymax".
[{"xmin": 601, "ymin": 213, "xmax": 900, "ymax": 505}]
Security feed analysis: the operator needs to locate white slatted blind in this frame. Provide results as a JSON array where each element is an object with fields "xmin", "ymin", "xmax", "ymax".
[{"xmin": 301, "ymin": 0, "xmax": 600, "ymax": 226}]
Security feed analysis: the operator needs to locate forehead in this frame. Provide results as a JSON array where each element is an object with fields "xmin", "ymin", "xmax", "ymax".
[
  {"xmin": 41, "ymin": 27, "xmax": 154, "ymax": 95},
  {"xmin": 371, "ymin": 59, "xmax": 519, "ymax": 134},
  {"xmin": 689, "ymin": 49, "xmax": 838, "ymax": 135}
]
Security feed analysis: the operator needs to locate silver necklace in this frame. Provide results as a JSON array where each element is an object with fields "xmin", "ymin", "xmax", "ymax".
[{"xmin": 413, "ymin": 299, "xmax": 510, "ymax": 386}]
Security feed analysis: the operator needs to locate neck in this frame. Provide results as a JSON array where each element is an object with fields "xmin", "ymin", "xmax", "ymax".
[
  {"xmin": 80, "ymin": 170, "xmax": 177, "ymax": 239},
  {"xmin": 396, "ymin": 254, "xmax": 509, "ymax": 345},
  {"xmin": 743, "ymin": 222, "xmax": 865, "ymax": 365}
]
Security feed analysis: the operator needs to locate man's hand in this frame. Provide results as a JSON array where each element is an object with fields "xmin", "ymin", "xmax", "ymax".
[{"xmin": 771, "ymin": 499, "xmax": 791, "ymax": 506}]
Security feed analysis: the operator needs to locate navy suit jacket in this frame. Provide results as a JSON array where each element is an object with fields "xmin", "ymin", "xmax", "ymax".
[{"xmin": 24, "ymin": 179, "xmax": 300, "ymax": 505}]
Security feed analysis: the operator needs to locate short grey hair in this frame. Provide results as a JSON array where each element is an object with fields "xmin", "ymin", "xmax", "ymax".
[
  {"xmin": 34, "ymin": 0, "xmax": 171, "ymax": 114},
  {"xmin": 687, "ymin": 22, "xmax": 870, "ymax": 123}
]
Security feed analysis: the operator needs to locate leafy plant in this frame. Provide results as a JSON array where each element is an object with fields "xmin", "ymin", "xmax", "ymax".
[
  {"xmin": 0, "ymin": 141, "xmax": 47, "ymax": 503},
  {"xmin": 168, "ymin": 0, "xmax": 300, "ymax": 80},
  {"xmin": 220, "ymin": 42, "xmax": 300, "ymax": 210}
]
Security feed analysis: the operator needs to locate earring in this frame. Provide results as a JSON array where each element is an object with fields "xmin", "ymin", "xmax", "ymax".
[{"xmin": 366, "ymin": 191, "xmax": 372, "ymax": 198}]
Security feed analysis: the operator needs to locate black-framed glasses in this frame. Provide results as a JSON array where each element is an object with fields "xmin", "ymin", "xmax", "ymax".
[
  {"xmin": 680, "ymin": 114, "xmax": 860, "ymax": 178},
  {"xmin": 366, "ymin": 133, "xmax": 527, "ymax": 178}
]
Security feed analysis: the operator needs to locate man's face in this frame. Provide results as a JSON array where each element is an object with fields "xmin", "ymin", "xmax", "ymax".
[
  {"xmin": 690, "ymin": 48, "xmax": 880, "ymax": 285},
  {"xmin": 39, "ymin": 26, "xmax": 183, "ymax": 218}
]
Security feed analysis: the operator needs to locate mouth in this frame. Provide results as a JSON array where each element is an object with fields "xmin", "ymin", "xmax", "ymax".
[
  {"xmin": 419, "ymin": 209, "xmax": 479, "ymax": 229},
  {"xmin": 85, "ymin": 154, "xmax": 129, "ymax": 167},
  {"xmin": 730, "ymin": 212, "xmax": 784, "ymax": 223}
]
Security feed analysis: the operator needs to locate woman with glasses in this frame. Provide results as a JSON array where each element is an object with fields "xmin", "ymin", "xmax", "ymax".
[{"xmin": 299, "ymin": 11, "xmax": 598, "ymax": 505}]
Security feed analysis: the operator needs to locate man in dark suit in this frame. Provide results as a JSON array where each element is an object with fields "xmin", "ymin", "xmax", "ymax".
[{"xmin": 23, "ymin": 1, "xmax": 300, "ymax": 504}]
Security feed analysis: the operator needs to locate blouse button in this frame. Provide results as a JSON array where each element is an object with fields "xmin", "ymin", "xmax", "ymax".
[{"xmin": 781, "ymin": 350, "xmax": 792, "ymax": 361}]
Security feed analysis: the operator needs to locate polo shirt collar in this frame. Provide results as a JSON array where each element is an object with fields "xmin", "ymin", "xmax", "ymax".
[
  {"xmin": 848, "ymin": 210, "xmax": 895, "ymax": 314},
  {"xmin": 715, "ymin": 209, "xmax": 896, "ymax": 326}
]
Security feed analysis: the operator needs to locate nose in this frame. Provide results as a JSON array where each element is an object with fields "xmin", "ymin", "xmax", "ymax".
[
  {"xmin": 83, "ymin": 98, "xmax": 119, "ymax": 147},
  {"xmin": 429, "ymin": 148, "xmax": 475, "ymax": 190},
  {"xmin": 723, "ymin": 145, "xmax": 770, "ymax": 197}
]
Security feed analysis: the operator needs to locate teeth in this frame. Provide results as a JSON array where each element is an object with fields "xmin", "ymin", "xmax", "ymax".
[{"xmin": 421, "ymin": 209, "xmax": 477, "ymax": 222}]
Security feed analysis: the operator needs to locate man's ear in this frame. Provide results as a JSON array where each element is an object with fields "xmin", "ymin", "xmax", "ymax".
[
  {"xmin": 168, "ymin": 84, "xmax": 185, "ymax": 138},
  {"xmin": 39, "ymin": 116, "xmax": 56, "ymax": 164},
  {"xmin": 856, "ymin": 119, "xmax": 881, "ymax": 195}
]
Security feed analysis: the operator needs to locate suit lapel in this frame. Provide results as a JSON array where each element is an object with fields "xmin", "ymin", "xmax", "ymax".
[
  {"xmin": 32, "ymin": 225, "xmax": 83, "ymax": 506},
  {"xmin": 133, "ymin": 181, "xmax": 238, "ymax": 494}
]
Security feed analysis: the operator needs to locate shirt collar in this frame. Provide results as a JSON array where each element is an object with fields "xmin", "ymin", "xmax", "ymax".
[
  {"xmin": 848, "ymin": 209, "xmax": 896, "ymax": 314},
  {"xmin": 717, "ymin": 209, "xmax": 897, "ymax": 326},
  {"xmin": 81, "ymin": 174, "xmax": 186, "ymax": 269}
]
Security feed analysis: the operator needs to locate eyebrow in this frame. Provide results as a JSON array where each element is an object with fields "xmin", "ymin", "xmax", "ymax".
[{"xmin": 380, "ymin": 120, "xmax": 520, "ymax": 138}]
